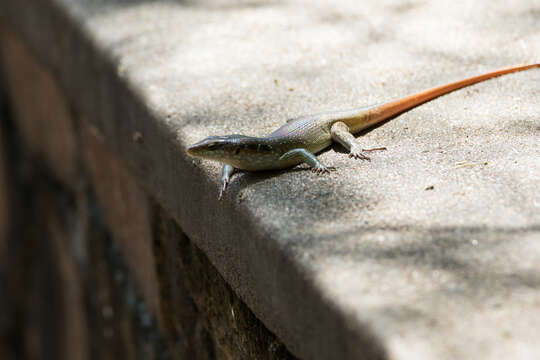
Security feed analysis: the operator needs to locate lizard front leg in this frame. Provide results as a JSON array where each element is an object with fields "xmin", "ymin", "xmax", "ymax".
[
  {"xmin": 279, "ymin": 148, "xmax": 335, "ymax": 174},
  {"xmin": 330, "ymin": 121, "xmax": 375, "ymax": 160},
  {"xmin": 218, "ymin": 164, "xmax": 235, "ymax": 200}
]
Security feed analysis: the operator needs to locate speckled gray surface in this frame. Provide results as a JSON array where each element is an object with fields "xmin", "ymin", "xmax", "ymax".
[{"xmin": 3, "ymin": 0, "xmax": 540, "ymax": 359}]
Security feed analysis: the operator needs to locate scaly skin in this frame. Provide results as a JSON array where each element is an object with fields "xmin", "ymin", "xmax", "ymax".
[{"xmin": 188, "ymin": 64, "xmax": 539, "ymax": 199}]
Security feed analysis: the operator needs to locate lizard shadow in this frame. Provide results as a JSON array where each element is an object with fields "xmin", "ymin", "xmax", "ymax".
[{"xmin": 228, "ymin": 166, "xmax": 315, "ymax": 198}]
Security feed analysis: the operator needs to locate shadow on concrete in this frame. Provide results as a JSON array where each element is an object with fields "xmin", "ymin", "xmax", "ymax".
[{"xmin": 301, "ymin": 222, "xmax": 540, "ymax": 301}]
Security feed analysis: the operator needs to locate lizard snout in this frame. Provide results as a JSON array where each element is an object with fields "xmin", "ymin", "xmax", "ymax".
[
  {"xmin": 187, "ymin": 137, "xmax": 227, "ymax": 159},
  {"xmin": 186, "ymin": 142, "xmax": 204, "ymax": 157}
]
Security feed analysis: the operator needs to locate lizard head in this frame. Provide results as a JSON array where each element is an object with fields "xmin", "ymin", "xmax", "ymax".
[{"xmin": 187, "ymin": 135, "xmax": 274, "ymax": 166}]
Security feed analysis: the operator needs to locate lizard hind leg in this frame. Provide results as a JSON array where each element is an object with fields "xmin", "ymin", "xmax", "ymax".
[
  {"xmin": 330, "ymin": 121, "xmax": 373, "ymax": 161},
  {"xmin": 279, "ymin": 148, "xmax": 336, "ymax": 174}
]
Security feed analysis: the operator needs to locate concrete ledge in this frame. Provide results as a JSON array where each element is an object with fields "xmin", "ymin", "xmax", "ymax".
[{"xmin": 2, "ymin": 1, "xmax": 539, "ymax": 359}]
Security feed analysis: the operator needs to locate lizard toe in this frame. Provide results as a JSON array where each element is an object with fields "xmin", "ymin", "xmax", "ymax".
[
  {"xmin": 312, "ymin": 165, "xmax": 335, "ymax": 175},
  {"xmin": 349, "ymin": 152, "xmax": 370, "ymax": 161}
]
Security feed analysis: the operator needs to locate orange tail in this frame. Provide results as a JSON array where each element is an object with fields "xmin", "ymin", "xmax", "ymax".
[{"xmin": 367, "ymin": 63, "xmax": 540, "ymax": 124}]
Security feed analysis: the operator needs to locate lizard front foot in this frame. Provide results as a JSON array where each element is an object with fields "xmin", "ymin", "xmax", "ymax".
[
  {"xmin": 218, "ymin": 164, "xmax": 235, "ymax": 201},
  {"xmin": 218, "ymin": 180, "xmax": 228, "ymax": 200}
]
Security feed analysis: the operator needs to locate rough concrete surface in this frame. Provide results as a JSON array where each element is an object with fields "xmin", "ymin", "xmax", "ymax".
[{"xmin": 2, "ymin": 0, "xmax": 539, "ymax": 359}]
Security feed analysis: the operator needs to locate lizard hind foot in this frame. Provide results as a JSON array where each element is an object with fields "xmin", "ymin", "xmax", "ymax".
[
  {"xmin": 349, "ymin": 151, "xmax": 371, "ymax": 161},
  {"xmin": 311, "ymin": 165, "xmax": 336, "ymax": 175},
  {"xmin": 348, "ymin": 146, "xmax": 387, "ymax": 161}
]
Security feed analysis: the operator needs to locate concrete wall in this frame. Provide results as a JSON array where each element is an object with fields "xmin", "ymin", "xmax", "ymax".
[{"xmin": 0, "ymin": 28, "xmax": 294, "ymax": 360}]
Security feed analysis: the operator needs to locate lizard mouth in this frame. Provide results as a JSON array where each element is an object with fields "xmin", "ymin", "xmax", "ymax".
[
  {"xmin": 186, "ymin": 141, "xmax": 205, "ymax": 157},
  {"xmin": 187, "ymin": 139, "xmax": 226, "ymax": 159}
]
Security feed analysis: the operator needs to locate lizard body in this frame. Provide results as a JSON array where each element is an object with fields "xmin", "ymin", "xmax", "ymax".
[{"xmin": 187, "ymin": 64, "xmax": 539, "ymax": 199}]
